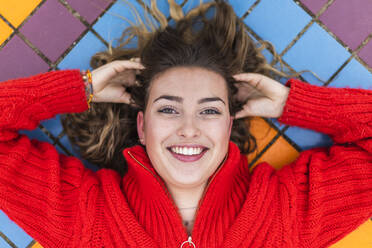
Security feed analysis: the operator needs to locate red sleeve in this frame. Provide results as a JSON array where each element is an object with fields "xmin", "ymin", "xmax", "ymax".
[
  {"xmin": 0, "ymin": 70, "xmax": 90, "ymax": 247},
  {"xmin": 277, "ymin": 79, "xmax": 372, "ymax": 248}
]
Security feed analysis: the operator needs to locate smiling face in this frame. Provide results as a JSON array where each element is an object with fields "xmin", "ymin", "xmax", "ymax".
[{"xmin": 137, "ymin": 66, "xmax": 233, "ymax": 189}]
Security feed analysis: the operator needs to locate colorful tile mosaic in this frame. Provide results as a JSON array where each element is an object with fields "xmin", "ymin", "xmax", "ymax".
[
  {"xmin": 319, "ymin": 0, "xmax": 372, "ymax": 50},
  {"xmin": 0, "ymin": 0, "xmax": 42, "ymax": 27},
  {"xmin": 244, "ymin": 0, "xmax": 312, "ymax": 53},
  {"xmin": 300, "ymin": 0, "xmax": 327, "ymax": 15},
  {"xmin": 0, "ymin": 18, "xmax": 13, "ymax": 45},
  {"xmin": 20, "ymin": 0, "xmax": 86, "ymax": 62},
  {"xmin": 64, "ymin": 0, "xmax": 114, "ymax": 23},
  {"xmin": 359, "ymin": 39, "xmax": 372, "ymax": 68},
  {"xmin": 283, "ymin": 22, "xmax": 351, "ymax": 85},
  {"xmin": 0, "ymin": 35, "xmax": 49, "ymax": 81},
  {"xmin": 0, "ymin": 0, "xmax": 371, "ymax": 247}
]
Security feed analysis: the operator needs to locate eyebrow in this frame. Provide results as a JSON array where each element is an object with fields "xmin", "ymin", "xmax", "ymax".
[{"xmin": 153, "ymin": 95, "xmax": 225, "ymax": 105}]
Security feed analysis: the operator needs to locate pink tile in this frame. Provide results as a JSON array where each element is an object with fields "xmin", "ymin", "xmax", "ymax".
[
  {"xmin": 300, "ymin": 0, "xmax": 327, "ymax": 14},
  {"xmin": 0, "ymin": 35, "xmax": 49, "ymax": 82},
  {"xmin": 359, "ymin": 40, "xmax": 372, "ymax": 68},
  {"xmin": 20, "ymin": 0, "xmax": 86, "ymax": 62},
  {"xmin": 65, "ymin": 0, "xmax": 113, "ymax": 23},
  {"xmin": 319, "ymin": 0, "xmax": 372, "ymax": 50}
]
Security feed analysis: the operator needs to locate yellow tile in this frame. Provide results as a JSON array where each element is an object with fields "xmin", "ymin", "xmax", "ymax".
[
  {"xmin": 251, "ymin": 135, "xmax": 299, "ymax": 171},
  {"xmin": 0, "ymin": 18, "xmax": 13, "ymax": 45},
  {"xmin": 330, "ymin": 220, "xmax": 372, "ymax": 248},
  {"xmin": 32, "ymin": 242, "xmax": 44, "ymax": 248},
  {"xmin": 0, "ymin": 0, "xmax": 42, "ymax": 27},
  {"xmin": 245, "ymin": 117, "xmax": 278, "ymax": 164}
]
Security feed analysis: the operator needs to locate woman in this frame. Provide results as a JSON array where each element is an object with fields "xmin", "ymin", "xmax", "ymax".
[{"xmin": 0, "ymin": 1, "xmax": 371, "ymax": 247}]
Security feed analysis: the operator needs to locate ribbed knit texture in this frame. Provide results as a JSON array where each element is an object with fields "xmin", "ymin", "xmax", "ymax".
[{"xmin": 0, "ymin": 71, "xmax": 371, "ymax": 248}]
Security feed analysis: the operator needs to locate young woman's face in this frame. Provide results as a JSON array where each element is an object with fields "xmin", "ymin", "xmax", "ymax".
[{"xmin": 137, "ymin": 66, "xmax": 233, "ymax": 189}]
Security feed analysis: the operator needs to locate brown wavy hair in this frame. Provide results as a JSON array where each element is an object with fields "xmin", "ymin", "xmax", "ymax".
[{"xmin": 61, "ymin": 0, "xmax": 291, "ymax": 177}]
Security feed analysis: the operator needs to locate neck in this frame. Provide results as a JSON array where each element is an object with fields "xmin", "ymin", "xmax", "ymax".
[{"xmin": 167, "ymin": 182, "xmax": 207, "ymax": 234}]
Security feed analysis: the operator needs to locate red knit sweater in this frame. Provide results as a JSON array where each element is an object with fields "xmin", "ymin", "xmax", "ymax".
[{"xmin": 0, "ymin": 70, "xmax": 371, "ymax": 248}]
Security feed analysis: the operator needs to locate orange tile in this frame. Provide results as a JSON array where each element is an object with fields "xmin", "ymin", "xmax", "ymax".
[
  {"xmin": 244, "ymin": 117, "xmax": 278, "ymax": 164},
  {"xmin": 31, "ymin": 241, "xmax": 44, "ymax": 248},
  {"xmin": 330, "ymin": 220, "xmax": 372, "ymax": 248},
  {"xmin": 0, "ymin": 0, "xmax": 42, "ymax": 27},
  {"xmin": 0, "ymin": 18, "xmax": 13, "ymax": 45},
  {"xmin": 251, "ymin": 135, "xmax": 299, "ymax": 171}
]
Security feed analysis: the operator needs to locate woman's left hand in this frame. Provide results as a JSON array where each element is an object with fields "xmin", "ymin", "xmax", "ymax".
[{"xmin": 233, "ymin": 73, "xmax": 290, "ymax": 119}]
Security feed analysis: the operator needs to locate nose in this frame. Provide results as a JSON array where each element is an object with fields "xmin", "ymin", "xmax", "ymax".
[{"xmin": 177, "ymin": 115, "xmax": 201, "ymax": 138}]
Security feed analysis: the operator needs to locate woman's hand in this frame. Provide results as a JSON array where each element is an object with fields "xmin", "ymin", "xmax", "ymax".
[
  {"xmin": 233, "ymin": 73, "xmax": 289, "ymax": 119},
  {"xmin": 91, "ymin": 59, "xmax": 144, "ymax": 104}
]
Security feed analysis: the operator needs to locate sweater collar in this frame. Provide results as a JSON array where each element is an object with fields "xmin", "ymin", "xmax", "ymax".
[{"xmin": 121, "ymin": 141, "xmax": 250, "ymax": 246}]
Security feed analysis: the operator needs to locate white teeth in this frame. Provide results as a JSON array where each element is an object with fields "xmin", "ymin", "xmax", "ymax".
[{"xmin": 170, "ymin": 147, "xmax": 203, "ymax": 155}]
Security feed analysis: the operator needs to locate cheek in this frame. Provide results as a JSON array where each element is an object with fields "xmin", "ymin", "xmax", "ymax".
[
  {"xmin": 203, "ymin": 118, "xmax": 231, "ymax": 143},
  {"xmin": 144, "ymin": 115, "xmax": 175, "ymax": 144}
]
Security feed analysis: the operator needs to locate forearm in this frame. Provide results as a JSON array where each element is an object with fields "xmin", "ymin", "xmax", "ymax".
[
  {"xmin": 278, "ymin": 79, "xmax": 372, "ymax": 149},
  {"xmin": 0, "ymin": 70, "xmax": 89, "ymax": 142}
]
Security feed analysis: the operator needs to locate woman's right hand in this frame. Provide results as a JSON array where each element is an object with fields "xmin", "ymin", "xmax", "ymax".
[{"xmin": 90, "ymin": 60, "xmax": 144, "ymax": 104}]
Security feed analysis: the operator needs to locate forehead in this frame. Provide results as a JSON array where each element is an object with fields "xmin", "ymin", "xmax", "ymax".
[{"xmin": 148, "ymin": 67, "xmax": 228, "ymax": 101}]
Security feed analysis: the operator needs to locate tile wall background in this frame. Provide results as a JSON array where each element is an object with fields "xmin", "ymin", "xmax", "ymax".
[{"xmin": 0, "ymin": 0, "xmax": 371, "ymax": 247}]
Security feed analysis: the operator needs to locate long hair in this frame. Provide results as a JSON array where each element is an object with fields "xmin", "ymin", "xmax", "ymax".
[{"xmin": 61, "ymin": 0, "xmax": 290, "ymax": 177}]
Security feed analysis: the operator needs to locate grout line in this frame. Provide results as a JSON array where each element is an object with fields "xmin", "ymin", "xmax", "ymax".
[
  {"xmin": 279, "ymin": 0, "xmax": 336, "ymax": 57},
  {"xmin": 0, "ymin": 14, "xmax": 15, "ymax": 49},
  {"xmin": 26, "ymin": 240, "xmax": 37, "ymax": 248},
  {"xmin": 243, "ymin": 23, "xmax": 310, "ymax": 83},
  {"xmin": 53, "ymin": 0, "xmax": 117, "ymax": 68},
  {"xmin": 240, "ymin": 0, "xmax": 262, "ymax": 20},
  {"xmin": 53, "ymin": 28, "xmax": 91, "ymax": 68},
  {"xmin": 325, "ymin": 32, "xmax": 372, "ymax": 85},
  {"xmin": 247, "ymin": 119, "xmax": 301, "ymax": 168},
  {"xmin": 248, "ymin": 130, "xmax": 280, "ymax": 168},
  {"xmin": 0, "ymin": 231, "xmax": 17, "ymax": 248},
  {"xmin": 16, "ymin": 32, "xmax": 54, "ymax": 66}
]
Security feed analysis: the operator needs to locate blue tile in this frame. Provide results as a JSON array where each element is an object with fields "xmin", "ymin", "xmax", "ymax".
[
  {"xmin": 284, "ymin": 126, "xmax": 333, "ymax": 150},
  {"xmin": 244, "ymin": 0, "xmax": 311, "ymax": 54},
  {"xmin": 283, "ymin": 23, "xmax": 350, "ymax": 86},
  {"xmin": 19, "ymin": 128, "xmax": 53, "ymax": 143},
  {"xmin": 182, "ymin": 0, "xmax": 214, "ymax": 14},
  {"xmin": 0, "ymin": 211, "xmax": 33, "ymax": 248},
  {"xmin": 328, "ymin": 58, "xmax": 372, "ymax": 90},
  {"xmin": 58, "ymin": 31, "xmax": 106, "ymax": 70},
  {"xmin": 93, "ymin": 0, "xmax": 156, "ymax": 48},
  {"xmin": 0, "ymin": 236, "xmax": 12, "ymax": 248},
  {"xmin": 141, "ymin": 0, "xmax": 179, "ymax": 19},
  {"xmin": 269, "ymin": 118, "xmax": 286, "ymax": 130},
  {"xmin": 228, "ymin": 0, "xmax": 255, "ymax": 17},
  {"xmin": 40, "ymin": 115, "xmax": 63, "ymax": 137}
]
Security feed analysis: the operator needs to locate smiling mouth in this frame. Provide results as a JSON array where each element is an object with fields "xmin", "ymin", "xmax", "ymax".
[{"xmin": 167, "ymin": 146, "xmax": 209, "ymax": 162}]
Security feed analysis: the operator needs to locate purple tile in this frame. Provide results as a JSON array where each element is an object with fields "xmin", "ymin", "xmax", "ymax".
[
  {"xmin": 0, "ymin": 35, "xmax": 49, "ymax": 82},
  {"xmin": 359, "ymin": 40, "xmax": 372, "ymax": 68},
  {"xmin": 300, "ymin": 0, "xmax": 327, "ymax": 14},
  {"xmin": 65, "ymin": 0, "xmax": 113, "ymax": 23},
  {"xmin": 319, "ymin": 0, "xmax": 372, "ymax": 50},
  {"xmin": 20, "ymin": 0, "xmax": 86, "ymax": 62}
]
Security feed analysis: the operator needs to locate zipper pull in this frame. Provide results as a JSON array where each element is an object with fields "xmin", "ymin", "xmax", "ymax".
[{"xmin": 180, "ymin": 236, "xmax": 196, "ymax": 248}]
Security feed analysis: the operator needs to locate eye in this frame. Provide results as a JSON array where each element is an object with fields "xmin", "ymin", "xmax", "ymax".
[
  {"xmin": 158, "ymin": 106, "xmax": 178, "ymax": 114},
  {"xmin": 200, "ymin": 108, "xmax": 221, "ymax": 115}
]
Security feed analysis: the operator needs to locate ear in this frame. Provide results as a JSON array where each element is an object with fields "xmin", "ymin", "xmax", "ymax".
[{"xmin": 137, "ymin": 111, "xmax": 146, "ymax": 145}]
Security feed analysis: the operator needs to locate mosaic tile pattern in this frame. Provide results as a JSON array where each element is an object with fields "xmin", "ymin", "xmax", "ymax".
[{"xmin": 0, "ymin": 0, "xmax": 371, "ymax": 247}]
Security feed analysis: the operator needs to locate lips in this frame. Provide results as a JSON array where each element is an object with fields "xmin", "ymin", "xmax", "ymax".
[{"xmin": 167, "ymin": 145, "xmax": 209, "ymax": 162}]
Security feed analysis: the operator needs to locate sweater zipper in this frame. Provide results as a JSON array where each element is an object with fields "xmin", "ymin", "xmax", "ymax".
[{"xmin": 127, "ymin": 151, "xmax": 227, "ymax": 247}]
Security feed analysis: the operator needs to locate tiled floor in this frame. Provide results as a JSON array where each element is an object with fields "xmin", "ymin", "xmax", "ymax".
[{"xmin": 0, "ymin": 0, "xmax": 371, "ymax": 247}]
